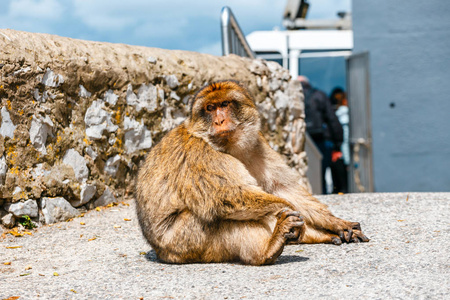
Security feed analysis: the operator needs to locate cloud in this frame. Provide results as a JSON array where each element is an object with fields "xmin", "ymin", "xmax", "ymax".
[
  {"xmin": 9, "ymin": 0, "xmax": 64, "ymax": 21},
  {"xmin": 132, "ymin": 18, "xmax": 189, "ymax": 40},
  {"xmin": 0, "ymin": 0, "xmax": 351, "ymax": 53},
  {"xmin": 0, "ymin": 0, "xmax": 66, "ymax": 34},
  {"xmin": 72, "ymin": 0, "xmax": 140, "ymax": 31}
]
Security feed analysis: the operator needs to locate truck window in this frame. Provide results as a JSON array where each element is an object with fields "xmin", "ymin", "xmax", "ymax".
[{"xmin": 299, "ymin": 54, "xmax": 347, "ymax": 96}]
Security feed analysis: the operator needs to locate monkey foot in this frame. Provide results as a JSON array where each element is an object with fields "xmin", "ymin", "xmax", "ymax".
[
  {"xmin": 336, "ymin": 222, "xmax": 369, "ymax": 244},
  {"xmin": 276, "ymin": 209, "xmax": 305, "ymax": 243}
]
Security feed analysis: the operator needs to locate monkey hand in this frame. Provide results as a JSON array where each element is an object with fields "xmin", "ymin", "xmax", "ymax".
[
  {"xmin": 332, "ymin": 221, "xmax": 369, "ymax": 245},
  {"xmin": 276, "ymin": 208, "xmax": 305, "ymax": 244}
]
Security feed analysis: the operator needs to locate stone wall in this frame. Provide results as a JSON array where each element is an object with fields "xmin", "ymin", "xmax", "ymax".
[{"xmin": 0, "ymin": 29, "xmax": 308, "ymax": 228}]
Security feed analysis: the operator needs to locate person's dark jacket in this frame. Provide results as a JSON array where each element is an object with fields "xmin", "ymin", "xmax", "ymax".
[{"xmin": 303, "ymin": 85, "xmax": 343, "ymax": 150}]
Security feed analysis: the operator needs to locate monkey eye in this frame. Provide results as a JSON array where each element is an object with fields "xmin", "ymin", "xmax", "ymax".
[
  {"xmin": 206, "ymin": 104, "xmax": 215, "ymax": 112},
  {"xmin": 221, "ymin": 101, "xmax": 229, "ymax": 107}
]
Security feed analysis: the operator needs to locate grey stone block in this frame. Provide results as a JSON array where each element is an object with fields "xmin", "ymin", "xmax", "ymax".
[{"xmin": 41, "ymin": 197, "xmax": 79, "ymax": 224}]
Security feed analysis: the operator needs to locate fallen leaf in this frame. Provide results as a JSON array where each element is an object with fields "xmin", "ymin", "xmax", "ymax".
[
  {"xmin": 295, "ymin": 249, "xmax": 304, "ymax": 253},
  {"xmin": 20, "ymin": 273, "xmax": 31, "ymax": 276},
  {"xmin": 139, "ymin": 252, "xmax": 147, "ymax": 255},
  {"xmin": 4, "ymin": 297, "xmax": 20, "ymax": 300},
  {"xmin": 95, "ymin": 207, "xmax": 101, "ymax": 211},
  {"xmin": 124, "ymin": 218, "xmax": 131, "ymax": 221},
  {"xmin": 113, "ymin": 225, "xmax": 121, "ymax": 228},
  {"xmin": 23, "ymin": 231, "xmax": 32, "ymax": 236},
  {"xmin": 88, "ymin": 237, "xmax": 97, "ymax": 241},
  {"xmin": 6, "ymin": 246, "xmax": 22, "ymax": 249},
  {"xmin": 53, "ymin": 272, "xmax": 59, "ymax": 276},
  {"xmin": 397, "ymin": 220, "xmax": 405, "ymax": 222},
  {"xmin": 70, "ymin": 289, "xmax": 77, "ymax": 294},
  {"xmin": 80, "ymin": 222, "xmax": 86, "ymax": 225},
  {"xmin": 80, "ymin": 213, "xmax": 85, "ymax": 217},
  {"xmin": 8, "ymin": 231, "xmax": 24, "ymax": 237},
  {"xmin": 3, "ymin": 261, "xmax": 11, "ymax": 265}
]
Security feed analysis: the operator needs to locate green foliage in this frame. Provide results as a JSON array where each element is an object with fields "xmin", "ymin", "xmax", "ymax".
[{"xmin": 19, "ymin": 215, "xmax": 36, "ymax": 229}]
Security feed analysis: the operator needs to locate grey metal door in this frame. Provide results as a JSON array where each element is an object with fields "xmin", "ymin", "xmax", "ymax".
[{"xmin": 346, "ymin": 52, "xmax": 374, "ymax": 192}]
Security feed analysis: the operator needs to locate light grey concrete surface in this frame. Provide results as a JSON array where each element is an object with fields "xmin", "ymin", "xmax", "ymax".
[{"xmin": 1, "ymin": 193, "xmax": 449, "ymax": 299}]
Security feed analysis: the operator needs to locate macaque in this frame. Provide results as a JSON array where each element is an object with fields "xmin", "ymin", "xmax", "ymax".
[{"xmin": 136, "ymin": 80, "xmax": 368, "ymax": 265}]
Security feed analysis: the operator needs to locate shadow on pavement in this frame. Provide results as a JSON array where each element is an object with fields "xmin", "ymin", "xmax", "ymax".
[
  {"xmin": 144, "ymin": 250, "xmax": 309, "ymax": 265},
  {"xmin": 276, "ymin": 255, "xmax": 309, "ymax": 264}
]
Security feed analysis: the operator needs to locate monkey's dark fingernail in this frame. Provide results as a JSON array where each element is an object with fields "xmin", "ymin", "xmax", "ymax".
[{"xmin": 339, "ymin": 231, "xmax": 345, "ymax": 241}]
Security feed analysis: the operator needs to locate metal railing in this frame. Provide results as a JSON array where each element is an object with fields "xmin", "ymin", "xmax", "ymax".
[{"xmin": 220, "ymin": 6, "xmax": 255, "ymax": 58}]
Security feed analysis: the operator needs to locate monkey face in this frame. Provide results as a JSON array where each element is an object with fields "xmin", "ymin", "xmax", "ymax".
[
  {"xmin": 188, "ymin": 81, "xmax": 261, "ymax": 152},
  {"xmin": 206, "ymin": 100, "xmax": 236, "ymax": 137}
]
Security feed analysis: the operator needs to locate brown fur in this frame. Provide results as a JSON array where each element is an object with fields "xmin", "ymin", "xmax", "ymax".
[{"xmin": 136, "ymin": 80, "xmax": 368, "ymax": 265}]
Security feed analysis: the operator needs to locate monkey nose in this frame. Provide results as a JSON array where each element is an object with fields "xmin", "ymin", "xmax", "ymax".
[{"xmin": 214, "ymin": 119, "xmax": 225, "ymax": 125}]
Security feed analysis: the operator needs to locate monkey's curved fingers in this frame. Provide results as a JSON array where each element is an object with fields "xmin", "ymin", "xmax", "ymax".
[
  {"xmin": 284, "ymin": 232, "xmax": 298, "ymax": 240},
  {"xmin": 338, "ymin": 230, "xmax": 345, "ymax": 242},
  {"xmin": 277, "ymin": 209, "xmax": 301, "ymax": 220},
  {"xmin": 284, "ymin": 220, "xmax": 304, "ymax": 240},
  {"xmin": 351, "ymin": 236, "xmax": 360, "ymax": 243},
  {"xmin": 353, "ymin": 230, "xmax": 370, "ymax": 242},
  {"xmin": 289, "ymin": 221, "xmax": 305, "ymax": 231},
  {"xmin": 346, "ymin": 228, "xmax": 353, "ymax": 243},
  {"xmin": 352, "ymin": 222, "xmax": 362, "ymax": 231},
  {"xmin": 276, "ymin": 208, "xmax": 291, "ymax": 218},
  {"xmin": 331, "ymin": 236, "xmax": 342, "ymax": 245},
  {"xmin": 294, "ymin": 220, "xmax": 304, "ymax": 227}
]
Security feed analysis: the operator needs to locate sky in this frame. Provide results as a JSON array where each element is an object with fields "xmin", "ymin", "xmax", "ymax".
[{"xmin": 0, "ymin": 0, "xmax": 351, "ymax": 56}]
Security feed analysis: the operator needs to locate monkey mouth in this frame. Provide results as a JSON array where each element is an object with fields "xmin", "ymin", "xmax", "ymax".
[
  {"xmin": 211, "ymin": 126, "xmax": 237, "ymax": 138},
  {"xmin": 209, "ymin": 129, "xmax": 237, "ymax": 147},
  {"xmin": 214, "ymin": 129, "xmax": 235, "ymax": 137}
]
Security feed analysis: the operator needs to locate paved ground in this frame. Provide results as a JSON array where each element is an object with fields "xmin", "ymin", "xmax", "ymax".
[{"xmin": 1, "ymin": 193, "xmax": 449, "ymax": 299}]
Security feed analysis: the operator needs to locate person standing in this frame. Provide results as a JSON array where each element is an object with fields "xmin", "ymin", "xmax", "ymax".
[
  {"xmin": 298, "ymin": 76, "xmax": 343, "ymax": 194},
  {"xmin": 330, "ymin": 87, "xmax": 349, "ymax": 193}
]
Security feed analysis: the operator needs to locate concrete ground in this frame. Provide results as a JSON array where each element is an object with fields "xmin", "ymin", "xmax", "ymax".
[{"xmin": 1, "ymin": 193, "xmax": 449, "ymax": 299}]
